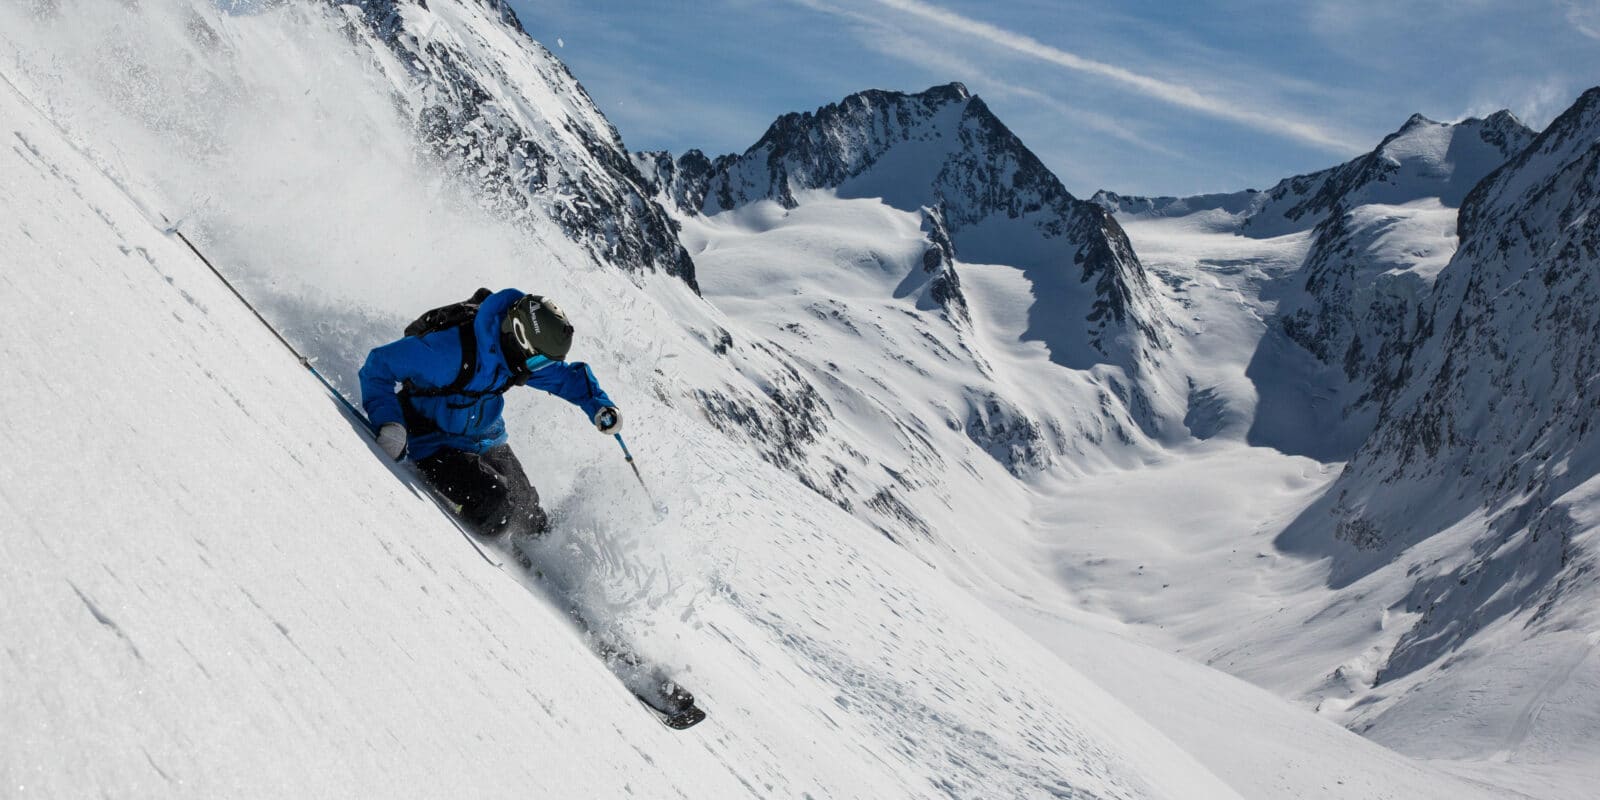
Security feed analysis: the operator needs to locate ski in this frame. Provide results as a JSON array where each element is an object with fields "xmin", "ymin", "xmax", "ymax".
[
  {"xmin": 581, "ymin": 612, "xmax": 709, "ymax": 731},
  {"xmin": 507, "ymin": 539, "xmax": 709, "ymax": 730}
]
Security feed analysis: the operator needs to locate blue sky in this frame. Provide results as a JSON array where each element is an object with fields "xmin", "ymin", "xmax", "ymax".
[{"xmin": 507, "ymin": 0, "xmax": 1600, "ymax": 197}]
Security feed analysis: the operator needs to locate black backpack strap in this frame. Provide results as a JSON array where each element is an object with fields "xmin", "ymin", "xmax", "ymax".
[
  {"xmin": 401, "ymin": 319, "xmax": 479, "ymax": 398},
  {"xmin": 399, "ymin": 307, "xmax": 519, "ymax": 401}
]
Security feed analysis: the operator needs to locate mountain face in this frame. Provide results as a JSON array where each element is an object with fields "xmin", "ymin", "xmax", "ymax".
[
  {"xmin": 335, "ymin": 0, "xmax": 697, "ymax": 289},
  {"xmin": 1262, "ymin": 200, "xmax": 1454, "ymax": 455},
  {"xmin": 1263, "ymin": 112, "xmax": 1536, "ymax": 455},
  {"xmin": 630, "ymin": 84, "xmax": 1192, "ymax": 525},
  {"xmin": 1099, "ymin": 112, "xmax": 1536, "ymax": 460},
  {"xmin": 1320, "ymin": 88, "xmax": 1600, "ymax": 565},
  {"xmin": 630, "ymin": 84, "xmax": 1186, "ymax": 544},
  {"xmin": 638, "ymin": 83, "xmax": 1170, "ymax": 369},
  {"xmin": 1270, "ymin": 87, "xmax": 1600, "ymax": 755}
]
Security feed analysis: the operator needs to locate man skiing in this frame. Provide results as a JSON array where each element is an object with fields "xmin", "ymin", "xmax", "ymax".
[
  {"xmin": 359, "ymin": 288, "xmax": 704, "ymax": 728},
  {"xmin": 359, "ymin": 288, "xmax": 622, "ymax": 542}
]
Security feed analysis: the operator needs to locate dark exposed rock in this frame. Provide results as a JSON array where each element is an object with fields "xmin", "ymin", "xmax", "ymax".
[
  {"xmin": 918, "ymin": 205, "xmax": 967, "ymax": 322},
  {"xmin": 963, "ymin": 389, "xmax": 1050, "ymax": 476}
]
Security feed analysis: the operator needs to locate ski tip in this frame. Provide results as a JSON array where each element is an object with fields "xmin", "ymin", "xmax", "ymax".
[
  {"xmin": 662, "ymin": 705, "xmax": 707, "ymax": 730},
  {"xmin": 636, "ymin": 695, "xmax": 707, "ymax": 730}
]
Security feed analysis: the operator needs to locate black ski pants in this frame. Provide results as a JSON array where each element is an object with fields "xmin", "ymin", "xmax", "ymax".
[{"xmin": 417, "ymin": 444, "xmax": 549, "ymax": 538}]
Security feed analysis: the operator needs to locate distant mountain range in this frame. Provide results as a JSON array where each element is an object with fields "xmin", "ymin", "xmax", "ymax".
[
  {"xmin": 1093, "ymin": 109, "xmax": 1535, "ymax": 237},
  {"xmin": 1098, "ymin": 89, "xmax": 1600, "ymax": 766}
]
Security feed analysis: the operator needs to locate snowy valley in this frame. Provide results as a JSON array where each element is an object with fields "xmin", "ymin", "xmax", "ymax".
[{"xmin": 1, "ymin": 1, "xmax": 1597, "ymax": 799}]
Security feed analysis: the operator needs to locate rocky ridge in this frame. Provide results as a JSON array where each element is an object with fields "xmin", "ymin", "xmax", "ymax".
[
  {"xmin": 637, "ymin": 83, "xmax": 1170, "ymax": 366},
  {"xmin": 334, "ymin": 0, "xmax": 697, "ymax": 288}
]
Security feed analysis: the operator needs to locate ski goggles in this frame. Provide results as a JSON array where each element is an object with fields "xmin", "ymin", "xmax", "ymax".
[{"xmin": 524, "ymin": 353, "xmax": 559, "ymax": 372}]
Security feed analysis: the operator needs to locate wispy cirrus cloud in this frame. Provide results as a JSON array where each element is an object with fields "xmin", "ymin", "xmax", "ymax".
[
  {"xmin": 1567, "ymin": 0, "xmax": 1600, "ymax": 39},
  {"xmin": 834, "ymin": 0, "xmax": 1366, "ymax": 155},
  {"xmin": 797, "ymin": 0, "xmax": 1186, "ymax": 162}
]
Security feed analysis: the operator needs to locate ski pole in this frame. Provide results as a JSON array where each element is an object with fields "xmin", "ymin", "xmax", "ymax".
[
  {"xmin": 614, "ymin": 434, "xmax": 667, "ymax": 516},
  {"xmin": 161, "ymin": 219, "xmax": 502, "ymax": 564},
  {"xmin": 165, "ymin": 221, "xmax": 371, "ymax": 431},
  {"xmin": 614, "ymin": 433, "xmax": 647, "ymax": 488}
]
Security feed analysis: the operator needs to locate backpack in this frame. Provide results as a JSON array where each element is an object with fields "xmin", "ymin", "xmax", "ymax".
[
  {"xmin": 400, "ymin": 287, "xmax": 503, "ymax": 399},
  {"xmin": 405, "ymin": 287, "xmax": 493, "ymax": 338}
]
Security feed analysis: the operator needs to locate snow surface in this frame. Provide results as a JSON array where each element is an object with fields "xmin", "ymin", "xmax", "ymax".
[{"xmin": 1, "ymin": 2, "xmax": 1591, "ymax": 798}]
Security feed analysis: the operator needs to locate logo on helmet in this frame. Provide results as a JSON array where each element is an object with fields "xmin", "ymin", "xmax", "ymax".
[{"xmin": 511, "ymin": 316, "xmax": 534, "ymax": 353}]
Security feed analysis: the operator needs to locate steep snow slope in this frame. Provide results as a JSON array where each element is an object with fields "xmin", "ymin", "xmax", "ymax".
[{"xmin": 0, "ymin": 72, "xmax": 740, "ymax": 799}]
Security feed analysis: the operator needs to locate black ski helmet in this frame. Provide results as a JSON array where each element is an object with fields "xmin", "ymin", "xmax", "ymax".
[{"xmin": 500, "ymin": 294, "xmax": 574, "ymax": 369}]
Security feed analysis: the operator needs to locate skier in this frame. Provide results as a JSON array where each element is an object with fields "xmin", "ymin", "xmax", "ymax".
[
  {"xmin": 359, "ymin": 288, "xmax": 622, "ymax": 543},
  {"xmin": 359, "ymin": 288, "xmax": 703, "ymax": 728}
]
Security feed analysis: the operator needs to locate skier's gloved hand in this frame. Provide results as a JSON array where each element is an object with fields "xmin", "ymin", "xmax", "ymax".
[
  {"xmin": 593, "ymin": 406, "xmax": 622, "ymax": 435},
  {"xmin": 376, "ymin": 422, "xmax": 408, "ymax": 461}
]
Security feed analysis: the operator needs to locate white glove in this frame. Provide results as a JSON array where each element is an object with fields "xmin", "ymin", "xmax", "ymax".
[
  {"xmin": 593, "ymin": 406, "xmax": 622, "ymax": 435},
  {"xmin": 376, "ymin": 422, "xmax": 408, "ymax": 461}
]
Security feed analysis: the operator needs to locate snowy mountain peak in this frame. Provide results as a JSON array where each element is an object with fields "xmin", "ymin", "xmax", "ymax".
[
  {"xmin": 1096, "ymin": 110, "xmax": 1536, "ymax": 238},
  {"xmin": 747, "ymin": 81, "xmax": 972, "ymax": 158},
  {"xmin": 637, "ymin": 83, "xmax": 1172, "ymax": 370},
  {"xmin": 695, "ymin": 82, "xmax": 1012, "ymax": 214},
  {"xmin": 1399, "ymin": 111, "xmax": 1434, "ymax": 129},
  {"xmin": 925, "ymin": 79, "xmax": 972, "ymax": 101},
  {"xmin": 639, "ymin": 83, "xmax": 1076, "ymax": 221},
  {"xmin": 1458, "ymin": 86, "xmax": 1600, "ymax": 240},
  {"xmin": 1238, "ymin": 108, "xmax": 1536, "ymax": 235}
]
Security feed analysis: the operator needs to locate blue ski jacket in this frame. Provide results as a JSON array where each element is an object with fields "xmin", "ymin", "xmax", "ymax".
[{"xmin": 359, "ymin": 288, "xmax": 616, "ymax": 461}]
